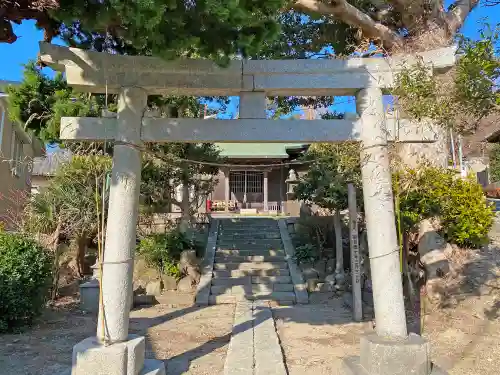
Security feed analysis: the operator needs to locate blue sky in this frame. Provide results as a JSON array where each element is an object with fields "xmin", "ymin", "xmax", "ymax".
[{"xmin": 0, "ymin": 6, "xmax": 498, "ymax": 119}]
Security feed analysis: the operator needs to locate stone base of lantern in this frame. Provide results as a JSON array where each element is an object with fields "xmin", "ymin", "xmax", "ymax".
[
  {"xmin": 61, "ymin": 335, "xmax": 165, "ymax": 375},
  {"xmin": 341, "ymin": 333, "xmax": 447, "ymax": 375}
]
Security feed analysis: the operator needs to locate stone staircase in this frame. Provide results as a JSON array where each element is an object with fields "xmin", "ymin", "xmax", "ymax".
[{"xmin": 208, "ymin": 218, "xmax": 297, "ymax": 304}]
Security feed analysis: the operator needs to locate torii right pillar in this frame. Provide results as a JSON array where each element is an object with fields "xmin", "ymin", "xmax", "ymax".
[{"xmin": 343, "ymin": 87, "xmax": 446, "ymax": 375}]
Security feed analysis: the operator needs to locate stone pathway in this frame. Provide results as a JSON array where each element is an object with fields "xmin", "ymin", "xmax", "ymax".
[{"xmin": 224, "ymin": 301, "xmax": 287, "ymax": 375}]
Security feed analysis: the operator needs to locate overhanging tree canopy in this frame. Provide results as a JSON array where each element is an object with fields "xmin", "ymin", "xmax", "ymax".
[{"xmin": 1, "ymin": 0, "xmax": 494, "ymax": 59}]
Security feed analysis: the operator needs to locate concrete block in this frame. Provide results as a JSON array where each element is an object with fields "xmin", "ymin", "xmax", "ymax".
[
  {"xmin": 127, "ymin": 334, "xmax": 146, "ymax": 375},
  {"xmin": 342, "ymin": 356, "xmax": 447, "ymax": 375},
  {"xmin": 79, "ymin": 279, "xmax": 100, "ymax": 313},
  {"xmin": 71, "ymin": 335, "xmax": 145, "ymax": 375},
  {"xmin": 140, "ymin": 359, "xmax": 166, "ymax": 375},
  {"xmin": 341, "ymin": 333, "xmax": 446, "ymax": 375},
  {"xmin": 71, "ymin": 337, "xmax": 127, "ymax": 375},
  {"xmin": 360, "ymin": 333, "xmax": 430, "ymax": 375}
]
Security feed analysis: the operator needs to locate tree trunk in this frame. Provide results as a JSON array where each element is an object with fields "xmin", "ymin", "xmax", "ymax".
[
  {"xmin": 49, "ymin": 220, "xmax": 62, "ymax": 300},
  {"xmin": 76, "ymin": 234, "xmax": 87, "ymax": 277},
  {"xmin": 334, "ymin": 210, "xmax": 344, "ymax": 278},
  {"xmin": 179, "ymin": 182, "xmax": 191, "ymax": 233}
]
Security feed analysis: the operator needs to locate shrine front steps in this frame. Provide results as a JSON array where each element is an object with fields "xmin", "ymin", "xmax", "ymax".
[
  {"xmin": 215, "ymin": 255, "xmax": 286, "ymax": 262},
  {"xmin": 216, "ymin": 249, "xmax": 286, "ymax": 257},
  {"xmin": 211, "ymin": 275, "xmax": 292, "ymax": 286},
  {"xmin": 213, "ymin": 261, "xmax": 288, "ymax": 271},
  {"xmin": 209, "ymin": 218, "xmax": 297, "ymax": 305},
  {"xmin": 208, "ymin": 292, "xmax": 296, "ymax": 305}
]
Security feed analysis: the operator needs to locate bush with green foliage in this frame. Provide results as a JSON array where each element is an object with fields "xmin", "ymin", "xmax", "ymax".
[
  {"xmin": 394, "ymin": 165, "xmax": 494, "ymax": 248},
  {"xmin": 137, "ymin": 229, "xmax": 201, "ymax": 278},
  {"xmin": 489, "ymin": 144, "xmax": 500, "ymax": 184},
  {"xmin": 0, "ymin": 232, "xmax": 53, "ymax": 332},
  {"xmin": 293, "ymin": 243, "xmax": 318, "ymax": 265}
]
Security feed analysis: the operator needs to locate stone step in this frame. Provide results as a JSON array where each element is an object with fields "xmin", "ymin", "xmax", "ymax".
[
  {"xmin": 213, "ymin": 262, "xmax": 288, "ymax": 271},
  {"xmin": 211, "ymin": 275, "xmax": 292, "ymax": 286},
  {"xmin": 208, "ymin": 291, "xmax": 296, "ymax": 304},
  {"xmin": 252, "ymin": 276, "xmax": 293, "ymax": 284},
  {"xmin": 220, "ymin": 231, "xmax": 280, "ymax": 235},
  {"xmin": 217, "ymin": 244, "xmax": 284, "ymax": 251},
  {"xmin": 218, "ymin": 239, "xmax": 283, "ymax": 244},
  {"xmin": 214, "ymin": 255, "xmax": 287, "ymax": 263},
  {"xmin": 210, "ymin": 283, "xmax": 294, "ymax": 295},
  {"xmin": 220, "ymin": 225, "xmax": 279, "ymax": 230},
  {"xmin": 216, "ymin": 249, "xmax": 286, "ymax": 257},
  {"xmin": 219, "ymin": 236, "xmax": 282, "ymax": 242},
  {"xmin": 220, "ymin": 217, "xmax": 278, "ymax": 225},
  {"xmin": 254, "ymin": 283, "xmax": 294, "ymax": 292},
  {"xmin": 213, "ymin": 269, "xmax": 290, "ymax": 277},
  {"xmin": 220, "ymin": 228, "xmax": 280, "ymax": 232}
]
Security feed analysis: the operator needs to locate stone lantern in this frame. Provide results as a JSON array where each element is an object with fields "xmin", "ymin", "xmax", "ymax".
[{"xmin": 285, "ymin": 168, "xmax": 299, "ymax": 199}]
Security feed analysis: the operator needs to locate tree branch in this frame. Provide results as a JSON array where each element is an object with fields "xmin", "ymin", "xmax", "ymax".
[
  {"xmin": 293, "ymin": 0, "xmax": 404, "ymax": 49},
  {"xmin": 445, "ymin": 0, "xmax": 480, "ymax": 34}
]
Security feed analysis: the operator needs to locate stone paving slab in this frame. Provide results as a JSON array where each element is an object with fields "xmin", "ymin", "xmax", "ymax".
[
  {"xmin": 224, "ymin": 303, "xmax": 254, "ymax": 375},
  {"xmin": 253, "ymin": 302, "xmax": 287, "ymax": 375},
  {"xmin": 222, "ymin": 302, "xmax": 288, "ymax": 375}
]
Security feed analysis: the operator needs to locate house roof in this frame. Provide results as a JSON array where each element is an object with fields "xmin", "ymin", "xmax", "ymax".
[
  {"xmin": 216, "ymin": 143, "xmax": 306, "ymax": 159},
  {"xmin": 461, "ymin": 114, "xmax": 500, "ymax": 158},
  {"xmin": 0, "ymin": 80, "xmax": 19, "ymax": 93},
  {"xmin": 484, "ymin": 115, "xmax": 500, "ymax": 143}
]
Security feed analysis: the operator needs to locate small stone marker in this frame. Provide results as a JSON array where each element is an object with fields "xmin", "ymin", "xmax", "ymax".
[{"xmin": 348, "ymin": 183, "xmax": 363, "ymax": 321}]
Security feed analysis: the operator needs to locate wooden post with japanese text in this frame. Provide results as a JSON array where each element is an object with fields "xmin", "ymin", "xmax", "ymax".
[{"xmin": 348, "ymin": 183, "xmax": 363, "ymax": 321}]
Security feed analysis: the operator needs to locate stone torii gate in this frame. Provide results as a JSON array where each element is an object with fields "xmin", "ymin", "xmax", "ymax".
[{"xmin": 39, "ymin": 42, "xmax": 455, "ymax": 375}]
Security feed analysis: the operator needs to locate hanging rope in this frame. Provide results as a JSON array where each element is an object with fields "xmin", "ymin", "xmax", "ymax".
[{"xmin": 113, "ymin": 140, "xmax": 316, "ymax": 169}]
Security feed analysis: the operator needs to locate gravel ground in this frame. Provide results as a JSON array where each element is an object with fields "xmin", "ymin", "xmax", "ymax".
[
  {"xmin": 274, "ymin": 298, "xmax": 371, "ymax": 375},
  {"xmin": 0, "ymin": 303, "xmax": 234, "ymax": 375},
  {"xmin": 275, "ymin": 233, "xmax": 500, "ymax": 375}
]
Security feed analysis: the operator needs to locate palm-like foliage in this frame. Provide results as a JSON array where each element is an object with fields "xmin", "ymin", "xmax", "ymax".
[{"xmin": 23, "ymin": 155, "xmax": 111, "ymax": 277}]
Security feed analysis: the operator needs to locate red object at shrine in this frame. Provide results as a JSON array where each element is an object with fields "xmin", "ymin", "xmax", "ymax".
[{"xmin": 206, "ymin": 199, "xmax": 212, "ymax": 212}]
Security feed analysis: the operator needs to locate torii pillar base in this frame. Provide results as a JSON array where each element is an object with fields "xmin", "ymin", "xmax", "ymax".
[
  {"xmin": 62, "ymin": 335, "xmax": 165, "ymax": 375},
  {"xmin": 342, "ymin": 333, "xmax": 447, "ymax": 375}
]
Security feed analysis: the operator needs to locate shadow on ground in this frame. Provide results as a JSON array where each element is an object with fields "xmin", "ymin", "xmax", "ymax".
[{"xmin": 128, "ymin": 293, "xmax": 367, "ymax": 375}]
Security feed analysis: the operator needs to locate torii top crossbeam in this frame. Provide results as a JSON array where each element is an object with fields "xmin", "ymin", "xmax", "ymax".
[{"xmin": 39, "ymin": 42, "xmax": 456, "ymax": 97}]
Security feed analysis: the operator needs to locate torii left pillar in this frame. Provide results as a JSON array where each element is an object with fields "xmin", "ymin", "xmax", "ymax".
[{"xmin": 69, "ymin": 87, "xmax": 165, "ymax": 375}]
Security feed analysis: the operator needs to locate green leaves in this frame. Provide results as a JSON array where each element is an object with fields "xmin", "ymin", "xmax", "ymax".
[
  {"xmin": 294, "ymin": 143, "xmax": 362, "ymax": 212},
  {"xmin": 0, "ymin": 232, "xmax": 53, "ymax": 332},
  {"xmin": 393, "ymin": 23, "xmax": 500, "ymax": 134},
  {"xmin": 136, "ymin": 230, "xmax": 197, "ymax": 278},
  {"xmin": 24, "ymin": 156, "xmax": 111, "ymax": 239},
  {"xmin": 6, "ymin": 62, "xmax": 100, "ymax": 143},
  {"xmin": 489, "ymin": 144, "xmax": 500, "ymax": 183},
  {"xmin": 394, "ymin": 165, "xmax": 495, "ymax": 248},
  {"xmin": 53, "ymin": 0, "xmax": 285, "ymax": 63}
]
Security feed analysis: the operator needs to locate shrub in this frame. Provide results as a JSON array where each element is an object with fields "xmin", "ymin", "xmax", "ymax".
[
  {"xmin": 489, "ymin": 144, "xmax": 500, "ymax": 183},
  {"xmin": 293, "ymin": 244, "xmax": 318, "ymax": 265},
  {"xmin": 395, "ymin": 166, "xmax": 494, "ymax": 248},
  {"xmin": 137, "ymin": 229, "xmax": 200, "ymax": 278},
  {"xmin": 0, "ymin": 232, "xmax": 53, "ymax": 332}
]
